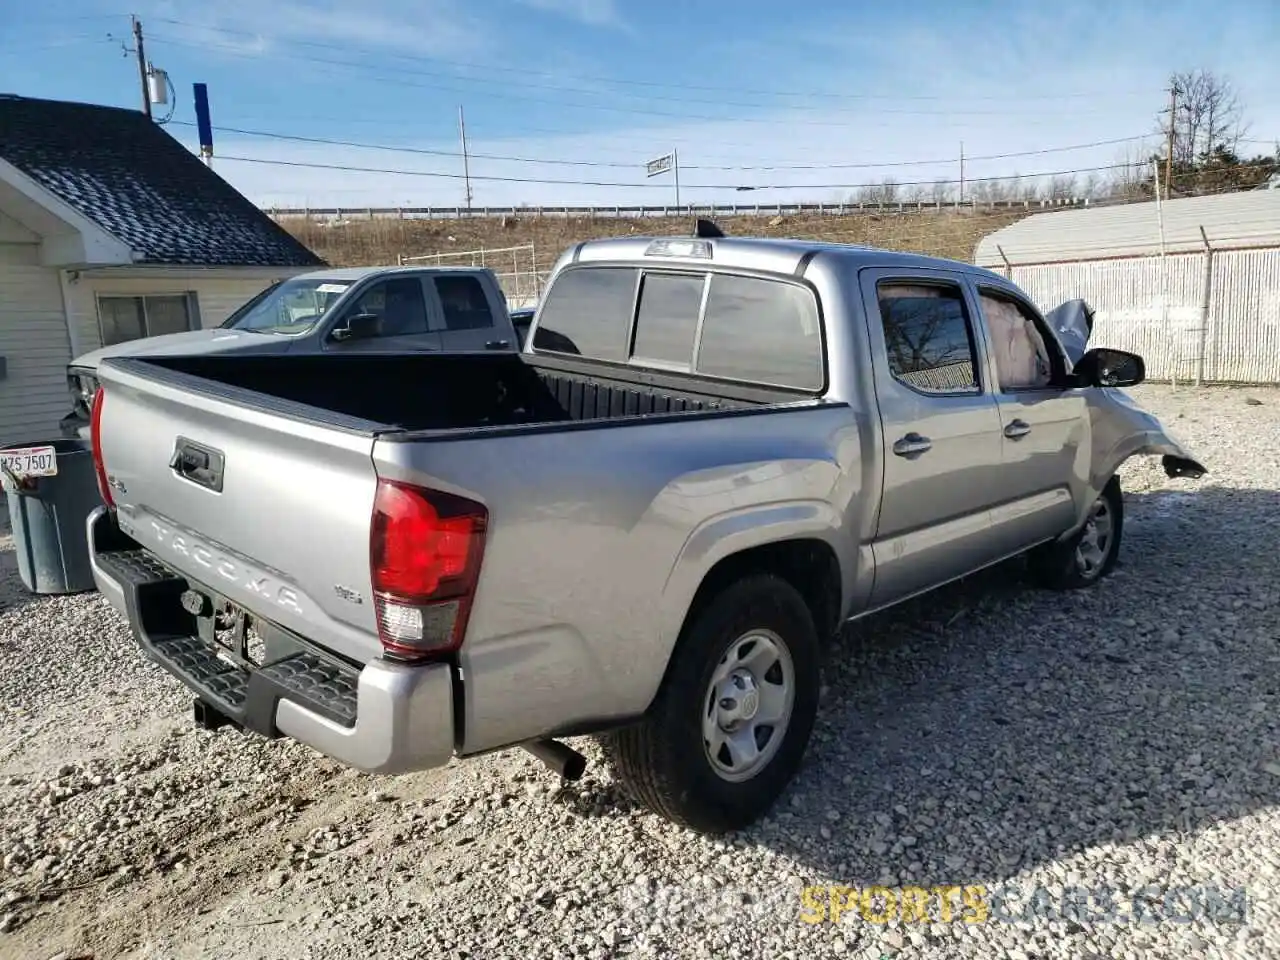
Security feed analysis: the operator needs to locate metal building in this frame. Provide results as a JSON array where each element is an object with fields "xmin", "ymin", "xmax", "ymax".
[{"xmin": 975, "ymin": 191, "xmax": 1280, "ymax": 384}]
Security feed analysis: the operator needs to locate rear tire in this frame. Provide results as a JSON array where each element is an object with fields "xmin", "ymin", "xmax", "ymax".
[
  {"xmin": 1029, "ymin": 475, "xmax": 1125, "ymax": 590},
  {"xmin": 605, "ymin": 574, "xmax": 820, "ymax": 834}
]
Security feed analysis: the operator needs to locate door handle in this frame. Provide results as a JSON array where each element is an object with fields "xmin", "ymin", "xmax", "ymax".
[
  {"xmin": 892, "ymin": 432, "xmax": 933, "ymax": 457},
  {"xmin": 1004, "ymin": 419, "xmax": 1032, "ymax": 440},
  {"xmin": 485, "ymin": 339, "xmax": 511, "ymax": 350}
]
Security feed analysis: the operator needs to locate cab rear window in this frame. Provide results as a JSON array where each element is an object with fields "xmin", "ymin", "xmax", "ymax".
[
  {"xmin": 532, "ymin": 266, "xmax": 823, "ymax": 391},
  {"xmin": 531, "ymin": 267, "xmax": 636, "ymax": 360}
]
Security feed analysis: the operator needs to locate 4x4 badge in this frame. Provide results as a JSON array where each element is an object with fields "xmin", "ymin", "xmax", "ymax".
[{"xmin": 333, "ymin": 584, "xmax": 363, "ymax": 604}]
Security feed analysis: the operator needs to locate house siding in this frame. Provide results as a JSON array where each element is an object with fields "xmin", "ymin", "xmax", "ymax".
[
  {"xmin": 64, "ymin": 270, "xmax": 291, "ymax": 355},
  {"xmin": 0, "ymin": 243, "xmax": 74, "ymax": 446}
]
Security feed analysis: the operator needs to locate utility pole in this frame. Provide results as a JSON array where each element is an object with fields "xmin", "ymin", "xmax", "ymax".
[
  {"xmin": 458, "ymin": 105, "xmax": 473, "ymax": 211},
  {"xmin": 132, "ymin": 15, "xmax": 151, "ymax": 120},
  {"xmin": 673, "ymin": 147, "xmax": 681, "ymax": 209},
  {"xmin": 1164, "ymin": 80, "xmax": 1178, "ymax": 201},
  {"xmin": 959, "ymin": 140, "xmax": 965, "ymax": 204}
]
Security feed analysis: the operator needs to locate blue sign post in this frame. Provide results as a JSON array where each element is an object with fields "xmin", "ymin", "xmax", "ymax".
[{"xmin": 193, "ymin": 82, "xmax": 213, "ymax": 166}]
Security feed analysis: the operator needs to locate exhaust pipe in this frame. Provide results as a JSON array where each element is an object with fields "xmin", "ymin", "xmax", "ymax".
[{"xmin": 523, "ymin": 739, "xmax": 587, "ymax": 781}]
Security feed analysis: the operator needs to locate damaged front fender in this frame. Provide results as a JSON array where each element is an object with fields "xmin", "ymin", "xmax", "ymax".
[
  {"xmin": 1089, "ymin": 386, "xmax": 1208, "ymax": 482},
  {"xmin": 1162, "ymin": 452, "xmax": 1207, "ymax": 479},
  {"xmin": 1075, "ymin": 387, "xmax": 1207, "ymax": 527},
  {"xmin": 1042, "ymin": 298, "xmax": 1205, "ymax": 523}
]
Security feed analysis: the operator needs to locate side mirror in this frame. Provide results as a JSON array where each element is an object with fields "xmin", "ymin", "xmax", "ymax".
[
  {"xmin": 330, "ymin": 312, "xmax": 380, "ymax": 342},
  {"xmin": 1074, "ymin": 347, "xmax": 1145, "ymax": 388}
]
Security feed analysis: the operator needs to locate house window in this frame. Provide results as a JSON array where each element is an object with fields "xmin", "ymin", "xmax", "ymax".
[{"xmin": 97, "ymin": 293, "xmax": 199, "ymax": 346}]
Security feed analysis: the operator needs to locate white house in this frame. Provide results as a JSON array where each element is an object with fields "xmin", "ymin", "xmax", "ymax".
[{"xmin": 0, "ymin": 94, "xmax": 325, "ymax": 446}]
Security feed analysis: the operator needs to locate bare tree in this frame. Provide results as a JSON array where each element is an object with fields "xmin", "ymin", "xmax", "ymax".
[
  {"xmin": 970, "ymin": 176, "xmax": 1022, "ymax": 204},
  {"xmin": 853, "ymin": 178, "xmax": 900, "ymax": 205},
  {"xmin": 1104, "ymin": 145, "xmax": 1154, "ymax": 200},
  {"xmin": 930, "ymin": 178, "xmax": 953, "ymax": 205},
  {"xmin": 1159, "ymin": 70, "xmax": 1248, "ymax": 167},
  {"xmin": 1043, "ymin": 174, "xmax": 1078, "ymax": 202},
  {"xmin": 900, "ymin": 182, "xmax": 930, "ymax": 203},
  {"xmin": 1078, "ymin": 171, "xmax": 1104, "ymax": 200}
]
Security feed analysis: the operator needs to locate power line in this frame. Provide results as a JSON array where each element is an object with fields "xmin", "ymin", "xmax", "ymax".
[
  {"xmin": 174, "ymin": 122, "xmax": 1156, "ymax": 174},
  {"xmin": 687, "ymin": 137, "xmax": 1153, "ymax": 171},
  {"xmin": 177, "ymin": 110, "xmax": 1158, "ymax": 168},
  {"xmin": 11, "ymin": 14, "xmax": 125, "ymax": 25},
  {"xmin": 182, "ymin": 108, "xmax": 1069, "ymax": 164},
  {"xmin": 214, "ymin": 153, "xmax": 1137, "ymax": 191},
  {"xmin": 0, "ymin": 34, "xmax": 116, "ymax": 52},
  {"xmin": 146, "ymin": 33, "xmax": 1143, "ymax": 128},
  {"xmin": 149, "ymin": 17, "xmax": 1149, "ymax": 105}
]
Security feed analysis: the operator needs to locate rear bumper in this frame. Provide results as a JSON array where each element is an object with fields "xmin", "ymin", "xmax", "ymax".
[{"xmin": 87, "ymin": 506, "xmax": 456, "ymax": 774}]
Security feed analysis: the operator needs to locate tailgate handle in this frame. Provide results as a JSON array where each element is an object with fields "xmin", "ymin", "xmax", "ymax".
[{"xmin": 170, "ymin": 438, "xmax": 225, "ymax": 493}]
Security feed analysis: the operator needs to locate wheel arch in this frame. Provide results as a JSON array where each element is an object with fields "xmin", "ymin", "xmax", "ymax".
[{"xmin": 643, "ymin": 534, "xmax": 843, "ymax": 718}]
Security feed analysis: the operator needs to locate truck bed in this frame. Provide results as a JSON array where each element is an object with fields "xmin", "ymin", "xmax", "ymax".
[{"xmin": 116, "ymin": 352, "xmax": 796, "ymax": 435}]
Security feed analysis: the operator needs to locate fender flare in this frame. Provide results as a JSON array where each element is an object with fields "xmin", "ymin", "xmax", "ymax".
[{"xmin": 641, "ymin": 500, "xmax": 847, "ymax": 709}]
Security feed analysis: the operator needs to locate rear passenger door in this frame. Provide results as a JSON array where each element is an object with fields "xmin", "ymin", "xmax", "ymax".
[
  {"xmin": 859, "ymin": 269, "xmax": 1007, "ymax": 607},
  {"xmin": 969, "ymin": 282, "xmax": 1086, "ymax": 552},
  {"xmin": 428, "ymin": 273, "xmax": 513, "ymax": 352}
]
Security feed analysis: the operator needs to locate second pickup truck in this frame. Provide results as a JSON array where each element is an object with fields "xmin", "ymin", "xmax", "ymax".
[{"xmin": 86, "ymin": 233, "xmax": 1206, "ymax": 833}]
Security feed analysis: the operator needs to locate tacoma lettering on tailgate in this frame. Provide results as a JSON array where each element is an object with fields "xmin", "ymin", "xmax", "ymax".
[{"xmin": 130, "ymin": 515, "xmax": 304, "ymax": 615}]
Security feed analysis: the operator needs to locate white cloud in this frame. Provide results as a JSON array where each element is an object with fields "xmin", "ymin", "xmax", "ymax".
[
  {"xmin": 143, "ymin": 0, "xmax": 491, "ymax": 57},
  {"xmin": 514, "ymin": 0, "xmax": 626, "ymax": 28},
  {"xmin": 148, "ymin": 0, "xmax": 1278, "ymax": 209}
]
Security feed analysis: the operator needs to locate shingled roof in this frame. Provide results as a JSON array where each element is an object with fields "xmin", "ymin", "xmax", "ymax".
[{"xmin": 0, "ymin": 95, "xmax": 324, "ymax": 268}]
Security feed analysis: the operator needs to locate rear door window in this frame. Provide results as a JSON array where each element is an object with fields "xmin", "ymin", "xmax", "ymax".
[
  {"xmin": 876, "ymin": 282, "xmax": 980, "ymax": 393},
  {"xmin": 434, "ymin": 275, "xmax": 496, "ymax": 331},
  {"xmin": 695, "ymin": 274, "xmax": 824, "ymax": 390}
]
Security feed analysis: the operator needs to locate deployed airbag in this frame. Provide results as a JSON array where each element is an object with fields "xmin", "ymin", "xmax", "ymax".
[{"xmin": 1043, "ymin": 299, "xmax": 1095, "ymax": 366}]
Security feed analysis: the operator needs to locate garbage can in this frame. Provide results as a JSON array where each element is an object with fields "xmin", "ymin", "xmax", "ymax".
[{"xmin": 1, "ymin": 438, "xmax": 104, "ymax": 595}]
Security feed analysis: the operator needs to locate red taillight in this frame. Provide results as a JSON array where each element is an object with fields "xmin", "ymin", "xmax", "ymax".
[
  {"xmin": 89, "ymin": 387, "xmax": 114, "ymax": 508},
  {"xmin": 370, "ymin": 480, "xmax": 487, "ymax": 659}
]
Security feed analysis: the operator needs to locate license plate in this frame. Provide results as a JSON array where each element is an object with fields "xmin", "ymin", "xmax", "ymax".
[{"xmin": 0, "ymin": 446, "xmax": 57, "ymax": 479}]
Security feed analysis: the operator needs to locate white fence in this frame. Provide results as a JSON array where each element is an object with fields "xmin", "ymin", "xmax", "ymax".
[
  {"xmin": 1010, "ymin": 245, "xmax": 1280, "ymax": 385},
  {"xmin": 269, "ymin": 198, "xmax": 1092, "ymax": 222},
  {"xmin": 397, "ymin": 242, "xmax": 547, "ymax": 308}
]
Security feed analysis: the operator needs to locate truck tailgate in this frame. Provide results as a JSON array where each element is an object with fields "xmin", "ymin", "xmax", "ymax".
[{"xmin": 94, "ymin": 358, "xmax": 384, "ymax": 665}]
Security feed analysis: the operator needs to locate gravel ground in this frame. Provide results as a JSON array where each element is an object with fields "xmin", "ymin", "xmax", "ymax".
[{"xmin": 2, "ymin": 383, "xmax": 1278, "ymax": 960}]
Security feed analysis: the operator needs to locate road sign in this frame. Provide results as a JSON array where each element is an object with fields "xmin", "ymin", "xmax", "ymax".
[{"xmin": 645, "ymin": 154, "xmax": 674, "ymax": 177}]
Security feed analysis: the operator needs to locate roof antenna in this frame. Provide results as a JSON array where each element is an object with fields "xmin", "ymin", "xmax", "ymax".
[{"xmin": 694, "ymin": 218, "xmax": 725, "ymax": 238}]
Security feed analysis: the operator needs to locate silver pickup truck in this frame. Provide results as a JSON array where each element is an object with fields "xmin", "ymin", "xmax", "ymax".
[
  {"xmin": 60, "ymin": 264, "xmax": 518, "ymax": 438},
  {"xmin": 85, "ymin": 233, "xmax": 1205, "ymax": 834}
]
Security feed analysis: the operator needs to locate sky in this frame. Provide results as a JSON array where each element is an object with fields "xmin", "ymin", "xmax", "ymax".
[{"xmin": 2, "ymin": 0, "xmax": 1278, "ymax": 209}]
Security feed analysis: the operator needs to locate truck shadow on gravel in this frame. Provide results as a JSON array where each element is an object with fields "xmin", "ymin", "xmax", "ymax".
[{"xmin": 744, "ymin": 485, "xmax": 1280, "ymax": 887}]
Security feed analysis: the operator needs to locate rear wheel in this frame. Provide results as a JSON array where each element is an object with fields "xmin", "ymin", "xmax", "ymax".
[
  {"xmin": 1030, "ymin": 475, "xmax": 1125, "ymax": 590},
  {"xmin": 605, "ymin": 574, "xmax": 820, "ymax": 833}
]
